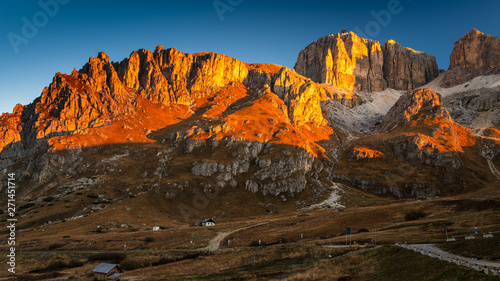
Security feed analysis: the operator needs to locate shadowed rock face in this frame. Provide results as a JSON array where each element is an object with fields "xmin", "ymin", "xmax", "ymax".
[
  {"xmin": 294, "ymin": 32, "xmax": 439, "ymax": 92},
  {"xmin": 382, "ymin": 41, "xmax": 440, "ymax": 91},
  {"xmin": 442, "ymin": 28, "xmax": 500, "ymax": 87}
]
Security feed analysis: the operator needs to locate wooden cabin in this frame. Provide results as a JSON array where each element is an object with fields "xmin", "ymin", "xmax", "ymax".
[{"xmin": 92, "ymin": 263, "xmax": 123, "ymax": 280}]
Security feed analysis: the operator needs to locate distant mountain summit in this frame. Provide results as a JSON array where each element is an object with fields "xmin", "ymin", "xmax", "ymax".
[
  {"xmin": 442, "ymin": 28, "xmax": 500, "ymax": 87},
  {"xmin": 293, "ymin": 31, "xmax": 439, "ymax": 92}
]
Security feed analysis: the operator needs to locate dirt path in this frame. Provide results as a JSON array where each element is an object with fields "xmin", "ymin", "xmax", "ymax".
[
  {"xmin": 203, "ymin": 222, "xmax": 269, "ymax": 251},
  {"xmin": 480, "ymin": 144, "xmax": 500, "ymax": 179},
  {"xmin": 486, "ymin": 158, "xmax": 500, "ymax": 179}
]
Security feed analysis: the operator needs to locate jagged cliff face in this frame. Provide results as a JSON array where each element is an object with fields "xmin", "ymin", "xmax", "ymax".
[
  {"xmin": 294, "ymin": 32, "xmax": 386, "ymax": 92},
  {"xmin": 332, "ymin": 88, "xmax": 491, "ymax": 197},
  {"xmin": 0, "ymin": 29, "xmax": 498, "ymax": 210},
  {"xmin": 383, "ymin": 41, "xmax": 440, "ymax": 90},
  {"xmin": 294, "ymin": 32, "xmax": 439, "ymax": 92},
  {"xmin": 0, "ymin": 47, "xmax": 357, "ymax": 157},
  {"xmin": 0, "ymin": 46, "xmax": 362, "ymax": 202},
  {"xmin": 442, "ymin": 29, "xmax": 500, "ymax": 87}
]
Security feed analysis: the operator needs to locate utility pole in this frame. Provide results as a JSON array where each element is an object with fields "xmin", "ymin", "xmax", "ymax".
[
  {"xmin": 370, "ymin": 228, "xmax": 377, "ymax": 245},
  {"xmin": 346, "ymin": 227, "xmax": 351, "ymax": 246}
]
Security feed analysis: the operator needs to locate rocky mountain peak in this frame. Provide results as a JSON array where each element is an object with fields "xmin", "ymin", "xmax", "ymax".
[
  {"xmin": 442, "ymin": 28, "xmax": 500, "ymax": 87},
  {"xmin": 294, "ymin": 31, "xmax": 438, "ymax": 92},
  {"xmin": 379, "ymin": 88, "xmax": 449, "ymax": 131},
  {"xmin": 466, "ymin": 28, "xmax": 484, "ymax": 36},
  {"xmin": 97, "ymin": 51, "xmax": 110, "ymax": 62},
  {"xmin": 0, "ymin": 30, "xmax": 498, "ymax": 202}
]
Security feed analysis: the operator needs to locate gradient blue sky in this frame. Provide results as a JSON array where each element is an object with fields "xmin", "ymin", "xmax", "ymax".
[{"xmin": 1, "ymin": 0, "xmax": 499, "ymax": 114}]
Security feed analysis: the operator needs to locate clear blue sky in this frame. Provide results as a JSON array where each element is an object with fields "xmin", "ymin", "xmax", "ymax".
[{"xmin": 1, "ymin": 0, "xmax": 499, "ymax": 114}]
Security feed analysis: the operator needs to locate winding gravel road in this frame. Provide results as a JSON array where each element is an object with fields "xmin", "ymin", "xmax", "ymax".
[
  {"xmin": 406, "ymin": 244, "xmax": 500, "ymax": 269},
  {"xmin": 203, "ymin": 222, "xmax": 269, "ymax": 251}
]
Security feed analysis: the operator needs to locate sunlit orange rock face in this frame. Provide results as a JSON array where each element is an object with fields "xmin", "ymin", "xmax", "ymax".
[
  {"xmin": 0, "ymin": 104, "xmax": 24, "ymax": 151},
  {"xmin": 0, "ymin": 46, "xmax": 357, "ymax": 161},
  {"xmin": 294, "ymin": 32, "xmax": 438, "ymax": 92},
  {"xmin": 379, "ymin": 88, "xmax": 475, "ymax": 153},
  {"xmin": 442, "ymin": 28, "xmax": 500, "ymax": 87},
  {"xmin": 350, "ymin": 147, "xmax": 385, "ymax": 159},
  {"xmin": 1, "ymin": 30, "xmax": 498, "ymax": 199},
  {"xmin": 332, "ymin": 88, "xmax": 485, "ymax": 197}
]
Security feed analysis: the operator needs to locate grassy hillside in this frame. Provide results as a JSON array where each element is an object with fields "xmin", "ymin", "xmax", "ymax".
[
  {"xmin": 3, "ymin": 246, "xmax": 498, "ymax": 280},
  {"xmin": 280, "ymin": 246, "xmax": 500, "ymax": 281},
  {"xmin": 438, "ymin": 235, "xmax": 500, "ymax": 261}
]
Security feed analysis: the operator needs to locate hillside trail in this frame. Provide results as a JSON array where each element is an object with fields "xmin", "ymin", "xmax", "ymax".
[
  {"xmin": 203, "ymin": 221, "xmax": 270, "ymax": 251},
  {"xmin": 479, "ymin": 143, "xmax": 500, "ymax": 179}
]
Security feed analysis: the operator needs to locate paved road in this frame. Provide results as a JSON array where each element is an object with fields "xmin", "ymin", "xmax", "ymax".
[
  {"xmin": 203, "ymin": 221, "xmax": 269, "ymax": 251},
  {"xmin": 408, "ymin": 244, "xmax": 500, "ymax": 268}
]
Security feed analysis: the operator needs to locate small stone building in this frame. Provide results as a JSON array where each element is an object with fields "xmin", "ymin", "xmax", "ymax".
[
  {"xmin": 92, "ymin": 263, "xmax": 123, "ymax": 280},
  {"xmin": 198, "ymin": 218, "xmax": 216, "ymax": 226}
]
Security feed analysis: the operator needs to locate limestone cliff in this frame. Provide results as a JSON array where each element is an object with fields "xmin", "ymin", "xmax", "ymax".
[
  {"xmin": 332, "ymin": 88, "xmax": 488, "ymax": 197},
  {"xmin": 442, "ymin": 28, "xmax": 500, "ymax": 87},
  {"xmin": 0, "ymin": 46, "xmax": 359, "ymax": 200},
  {"xmin": 294, "ymin": 32, "xmax": 438, "ymax": 92},
  {"xmin": 383, "ymin": 40, "xmax": 439, "ymax": 90},
  {"xmin": 1, "ymin": 29, "xmax": 498, "ymax": 203},
  {"xmin": 0, "ymin": 48, "xmax": 347, "ymax": 159}
]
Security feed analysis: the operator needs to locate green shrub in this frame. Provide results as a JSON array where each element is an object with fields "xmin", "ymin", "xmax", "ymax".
[
  {"xmin": 88, "ymin": 253, "xmax": 126, "ymax": 263},
  {"xmin": 405, "ymin": 210, "xmax": 428, "ymax": 221},
  {"xmin": 18, "ymin": 202, "xmax": 35, "ymax": 213},
  {"xmin": 357, "ymin": 228, "xmax": 370, "ymax": 233},
  {"xmin": 43, "ymin": 197, "xmax": 55, "ymax": 202},
  {"xmin": 119, "ymin": 259, "xmax": 144, "ymax": 270},
  {"xmin": 29, "ymin": 259, "xmax": 83, "ymax": 273},
  {"xmin": 48, "ymin": 243, "xmax": 65, "ymax": 250}
]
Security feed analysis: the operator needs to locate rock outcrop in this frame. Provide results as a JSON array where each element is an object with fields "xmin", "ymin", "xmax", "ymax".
[
  {"xmin": 294, "ymin": 32, "xmax": 386, "ymax": 92},
  {"xmin": 378, "ymin": 89, "xmax": 450, "ymax": 132},
  {"xmin": 383, "ymin": 40, "xmax": 439, "ymax": 90},
  {"xmin": 442, "ymin": 28, "xmax": 500, "ymax": 87},
  {"xmin": 332, "ymin": 88, "xmax": 490, "ymax": 197},
  {"xmin": 0, "ymin": 46, "xmax": 352, "ymax": 200},
  {"xmin": 294, "ymin": 31, "xmax": 439, "ymax": 92},
  {"xmin": 0, "ymin": 47, "xmax": 361, "ymax": 159},
  {"xmin": 349, "ymin": 147, "xmax": 385, "ymax": 160}
]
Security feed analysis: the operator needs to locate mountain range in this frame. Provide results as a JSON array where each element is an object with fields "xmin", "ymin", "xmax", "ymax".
[{"xmin": 0, "ymin": 28, "xmax": 499, "ymax": 223}]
